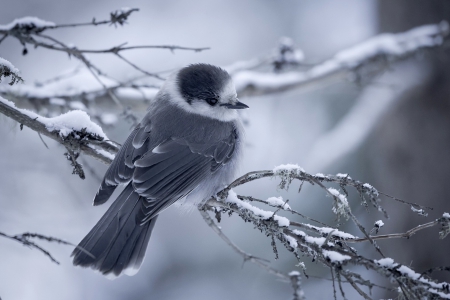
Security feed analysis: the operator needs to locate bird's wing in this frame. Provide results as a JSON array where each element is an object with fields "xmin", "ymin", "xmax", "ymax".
[
  {"xmin": 93, "ymin": 124, "xmax": 152, "ymax": 205},
  {"xmin": 132, "ymin": 128, "xmax": 238, "ymax": 223}
]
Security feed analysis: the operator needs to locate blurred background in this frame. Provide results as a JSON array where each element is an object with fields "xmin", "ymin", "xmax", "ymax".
[{"xmin": 0, "ymin": 0, "xmax": 449, "ymax": 299}]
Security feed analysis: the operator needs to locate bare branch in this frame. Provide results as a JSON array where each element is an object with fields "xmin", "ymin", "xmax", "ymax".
[
  {"xmin": 199, "ymin": 208, "xmax": 289, "ymax": 281},
  {"xmin": 0, "ymin": 231, "xmax": 60, "ymax": 264},
  {"xmin": 0, "ymin": 231, "xmax": 94, "ymax": 264}
]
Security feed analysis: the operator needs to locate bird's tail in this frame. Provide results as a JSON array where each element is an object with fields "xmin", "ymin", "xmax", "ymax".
[{"xmin": 72, "ymin": 183, "xmax": 158, "ymax": 278}]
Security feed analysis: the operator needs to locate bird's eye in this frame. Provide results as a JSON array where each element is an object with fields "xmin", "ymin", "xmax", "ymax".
[{"xmin": 206, "ymin": 98, "xmax": 218, "ymax": 106}]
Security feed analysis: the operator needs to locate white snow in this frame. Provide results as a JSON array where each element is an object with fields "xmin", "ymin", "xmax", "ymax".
[
  {"xmin": 303, "ymin": 224, "xmax": 356, "ymax": 239},
  {"xmin": 44, "ymin": 110, "xmax": 106, "ymax": 138},
  {"xmin": 284, "ymin": 234, "xmax": 298, "ymax": 248},
  {"xmin": 375, "ymin": 257, "xmax": 450, "ymax": 295},
  {"xmin": 322, "ymin": 250, "xmax": 351, "ymax": 263},
  {"xmin": 305, "ymin": 236, "xmax": 326, "ymax": 246},
  {"xmin": 274, "ymin": 215, "xmax": 290, "ymax": 227},
  {"xmin": 443, "ymin": 212, "xmax": 450, "ymax": 219},
  {"xmin": 116, "ymin": 86, "xmax": 159, "ymax": 100},
  {"xmin": 0, "ymin": 69, "xmax": 117, "ymax": 99},
  {"xmin": 411, "ymin": 206, "xmax": 426, "ymax": 215},
  {"xmin": 374, "ymin": 220, "xmax": 384, "ymax": 228},
  {"xmin": 234, "ymin": 23, "xmax": 446, "ymax": 96},
  {"xmin": 293, "ymin": 229, "xmax": 306, "ymax": 237},
  {"xmin": 49, "ymin": 98, "xmax": 66, "ymax": 106},
  {"xmin": 427, "ymin": 289, "xmax": 450, "ymax": 299},
  {"xmin": 233, "ymin": 71, "xmax": 306, "ymax": 93},
  {"xmin": 334, "ymin": 22, "xmax": 447, "ymax": 67},
  {"xmin": 336, "ymin": 173, "xmax": 350, "ymax": 178},
  {"xmin": 273, "ymin": 164, "xmax": 304, "ymax": 174},
  {"xmin": 69, "ymin": 101, "xmax": 87, "ymax": 110},
  {"xmin": 92, "ymin": 148, "xmax": 116, "ymax": 161},
  {"xmin": 0, "ymin": 96, "xmax": 107, "ymax": 139},
  {"xmin": 363, "ymin": 183, "xmax": 374, "ymax": 189},
  {"xmin": 288, "ymin": 271, "xmax": 300, "ymax": 276},
  {"xmin": 0, "ymin": 57, "xmax": 20, "ymax": 74},
  {"xmin": 376, "ymin": 257, "xmax": 395, "ymax": 267},
  {"xmin": 277, "ymin": 37, "xmax": 305, "ymax": 63},
  {"xmin": 292, "ymin": 229, "xmax": 325, "ymax": 246},
  {"xmin": 328, "ymin": 188, "xmax": 349, "ymax": 216},
  {"xmin": 266, "ymin": 196, "xmax": 291, "ymax": 209},
  {"xmin": 226, "ymin": 190, "xmax": 290, "ymax": 227},
  {"xmin": 0, "ymin": 16, "xmax": 55, "ymax": 30},
  {"xmin": 0, "ymin": 67, "xmax": 159, "ymax": 103},
  {"xmin": 328, "ymin": 188, "xmax": 348, "ymax": 205}
]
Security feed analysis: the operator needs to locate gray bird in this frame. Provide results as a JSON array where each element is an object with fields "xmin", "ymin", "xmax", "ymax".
[{"xmin": 72, "ymin": 63, "xmax": 248, "ymax": 278}]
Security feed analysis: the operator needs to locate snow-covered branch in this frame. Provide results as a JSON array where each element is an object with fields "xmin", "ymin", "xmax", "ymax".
[
  {"xmin": 233, "ymin": 21, "xmax": 449, "ymax": 97},
  {"xmin": 0, "ymin": 11, "xmax": 207, "ymax": 82},
  {"xmin": 1, "ymin": 11, "xmax": 449, "ymax": 299},
  {"xmin": 0, "ymin": 57, "xmax": 23, "ymax": 85},
  {"xmin": 1, "ymin": 21, "xmax": 448, "ymax": 123},
  {"xmin": 0, "ymin": 96, "xmax": 118, "ymax": 168},
  {"xmin": 201, "ymin": 165, "xmax": 450, "ymax": 299}
]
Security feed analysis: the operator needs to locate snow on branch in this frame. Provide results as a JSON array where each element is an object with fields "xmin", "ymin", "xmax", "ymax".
[
  {"xmin": 200, "ymin": 165, "xmax": 450, "ymax": 299},
  {"xmin": 2, "ymin": 87, "xmax": 449, "ymax": 297},
  {"xmin": 1, "ymin": 20, "xmax": 447, "ymax": 126},
  {"xmin": 0, "ymin": 56, "xmax": 23, "ymax": 85},
  {"xmin": 0, "ymin": 96, "xmax": 118, "ymax": 173},
  {"xmin": 0, "ymin": 10, "xmax": 208, "ymax": 72},
  {"xmin": 0, "ymin": 9, "xmax": 209, "ymax": 129},
  {"xmin": 233, "ymin": 21, "xmax": 449, "ymax": 97}
]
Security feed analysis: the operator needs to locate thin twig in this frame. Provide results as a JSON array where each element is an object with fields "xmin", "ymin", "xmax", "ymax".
[
  {"xmin": 0, "ymin": 34, "xmax": 7, "ymax": 44},
  {"xmin": 199, "ymin": 208, "xmax": 288, "ymax": 281},
  {"xmin": 347, "ymin": 220, "xmax": 439, "ymax": 243},
  {"xmin": 0, "ymin": 231, "xmax": 59, "ymax": 264},
  {"xmin": 0, "ymin": 231, "xmax": 94, "ymax": 264},
  {"xmin": 37, "ymin": 132, "xmax": 49, "ymax": 149}
]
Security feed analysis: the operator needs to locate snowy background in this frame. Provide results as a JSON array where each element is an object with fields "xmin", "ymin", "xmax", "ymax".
[{"xmin": 1, "ymin": 1, "xmax": 449, "ymax": 299}]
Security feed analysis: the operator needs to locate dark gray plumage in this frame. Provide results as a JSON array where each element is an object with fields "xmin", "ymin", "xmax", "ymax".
[{"xmin": 72, "ymin": 64, "xmax": 247, "ymax": 278}]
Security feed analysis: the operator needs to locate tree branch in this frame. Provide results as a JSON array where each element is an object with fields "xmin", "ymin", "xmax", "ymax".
[
  {"xmin": 0, "ymin": 96, "xmax": 118, "ymax": 165},
  {"xmin": 201, "ymin": 166, "xmax": 450, "ymax": 299},
  {"xmin": 199, "ymin": 208, "xmax": 289, "ymax": 281},
  {"xmin": 0, "ymin": 231, "xmax": 94, "ymax": 264},
  {"xmin": 232, "ymin": 21, "xmax": 449, "ymax": 97}
]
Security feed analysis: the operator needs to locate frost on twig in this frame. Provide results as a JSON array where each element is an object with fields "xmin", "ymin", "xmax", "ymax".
[
  {"xmin": 0, "ymin": 57, "xmax": 23, "ymax": 85},
  {"xmin": 273, "ymin": 37, "xmax": 304, "ymax": 72},
  {"xmin": 201, "ymin": 165, "xmax": 450, "ymax": 299},
  {"xmin": 289, "ymin": 271, "xmax": 306, "ymax": 300},
  {"xmin": 0, "ymin": 96, "xmax": 118, "ymax": 170}
]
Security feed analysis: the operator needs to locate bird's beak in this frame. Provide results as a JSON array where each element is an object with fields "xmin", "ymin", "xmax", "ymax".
[{"xmin": 220, "ymin": 99, "xmax": 249, "ymax": 109}]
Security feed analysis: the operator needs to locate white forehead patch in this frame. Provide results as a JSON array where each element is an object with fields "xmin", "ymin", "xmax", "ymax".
[
  {"xmin": 220, "ymin": 80, "xmax": 238, "ymax": 101},
  {"xmin": 159, "ymin": 71, "xmax": 240, "ymax": 122}
]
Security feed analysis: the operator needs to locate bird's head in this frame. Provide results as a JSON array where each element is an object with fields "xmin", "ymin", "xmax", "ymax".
[{"xmin": 161, "ymin": 63, "xmax": 248, "ymax": 121}]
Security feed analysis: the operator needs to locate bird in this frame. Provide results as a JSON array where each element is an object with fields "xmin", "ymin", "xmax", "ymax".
[{"xmin": 71, "ymin": 63, "xmax": 248, "ymax": 278}]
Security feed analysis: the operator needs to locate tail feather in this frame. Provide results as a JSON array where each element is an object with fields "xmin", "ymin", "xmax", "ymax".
[{"xmin": 72, "ymin": 183, "xmax": 158, "ymax": 278}]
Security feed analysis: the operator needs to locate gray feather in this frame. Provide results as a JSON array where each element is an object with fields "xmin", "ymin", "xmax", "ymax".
[
  {"xmin": 72, "ymin": 184, "xmax": 159, "ymax": 277},
  {"xmin": 74, "ymin": 71, "xmax": 243, "ymax": 277}
]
